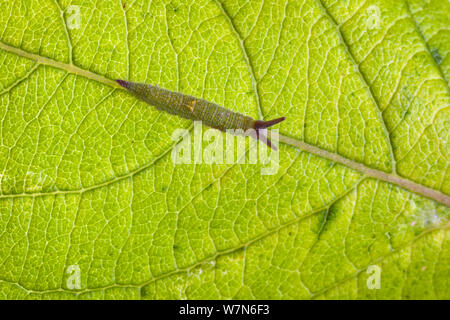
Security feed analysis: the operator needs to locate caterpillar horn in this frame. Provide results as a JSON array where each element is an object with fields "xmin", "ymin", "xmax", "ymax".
[{"xmin": 253, "ymin": 117, "xmax": 286, "ymax": 151}]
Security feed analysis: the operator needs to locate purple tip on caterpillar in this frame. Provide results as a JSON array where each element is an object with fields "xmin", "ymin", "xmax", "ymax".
[
  {"xmin": 253, "ymin": 117, "xmax": 285, "ymax": 151},
  {"xmin": 116, "ymin": 79, "xmax": 129, "ymax": 89},
  {"xmin": 256, "ymin": 130, "xmax": 276, "ymax": 151},
  {"xmin": 254, "ymin": 117, "xmax": 286, "ymax": 130}
]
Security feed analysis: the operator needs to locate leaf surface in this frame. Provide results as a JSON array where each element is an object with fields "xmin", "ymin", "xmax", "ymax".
[{"xmin": 0, "ymin": 0, "xmax": 448, "ymax": 299}]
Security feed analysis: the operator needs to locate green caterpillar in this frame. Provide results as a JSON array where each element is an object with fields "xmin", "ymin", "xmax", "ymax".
[{"xmin": 116, "ymin": 80, "xmax": 285, "ymax": 150}]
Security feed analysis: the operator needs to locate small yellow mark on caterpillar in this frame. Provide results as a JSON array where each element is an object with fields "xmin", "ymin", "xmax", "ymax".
[{"xmin": 186, "ymin": 100, "xmax": 196, "ymax": 112}]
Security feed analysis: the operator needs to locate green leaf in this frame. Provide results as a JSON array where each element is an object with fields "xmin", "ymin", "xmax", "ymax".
[{"xmin": 0, "ymin": 0, "xmax": 448, "ymax": 299}]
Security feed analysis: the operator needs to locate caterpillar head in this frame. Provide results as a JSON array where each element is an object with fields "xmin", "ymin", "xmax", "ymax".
[{"xmin": 253, "ymin": 117, "xmax": 286, "ymax": 151}]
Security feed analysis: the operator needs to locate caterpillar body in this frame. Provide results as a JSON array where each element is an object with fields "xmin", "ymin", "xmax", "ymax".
[{"xmin": 116, "ymin": 80, "xmax": 285, "ymax": 150}]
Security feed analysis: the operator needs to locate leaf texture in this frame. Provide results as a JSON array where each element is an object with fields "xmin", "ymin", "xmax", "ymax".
[{"xmin": 0, "ymin": 0, "xmax": 448, "ymax": 299}]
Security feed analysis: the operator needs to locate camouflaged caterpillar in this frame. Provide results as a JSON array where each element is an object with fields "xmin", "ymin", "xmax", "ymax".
[{"xmin": 116, "ymin": 80, "xmax": 285, "ymax": 150}]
